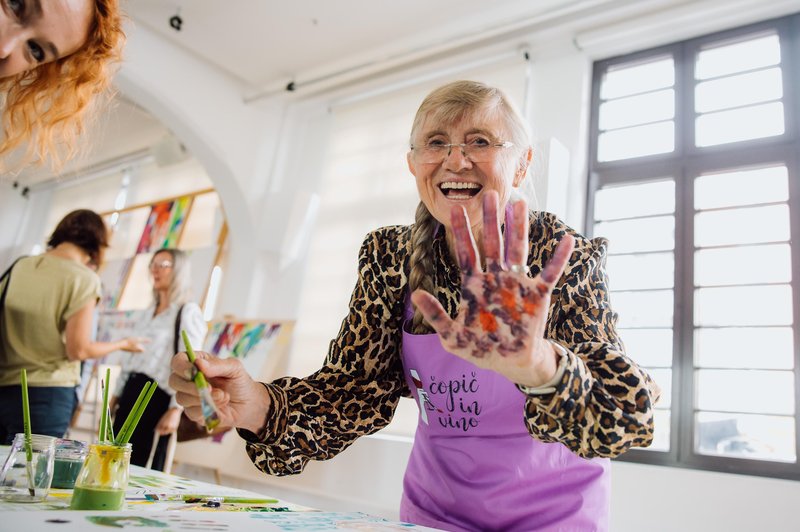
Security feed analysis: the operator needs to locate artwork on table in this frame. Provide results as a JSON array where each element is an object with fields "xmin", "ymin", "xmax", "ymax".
[
  {"xmin": 204, "ymin": 320, "xmax": 286, "ymax": 379},
  {"xmin": 127, "ymin": 472, "xmax": 198, "ymax": 493},
  {"xmin": 136, "ymin": 196, "xmax": 193, "ymax": 254},
  {"xmin": 7, "ymin": 511, "xmax": 255, "ymax": 530},
  {"xmin": 3, "ymin": 511, "xmax": 435, "ymax": 531},
  {"xmin": 250, "ymin": 512, "xmax": 430, "ymax": 530}
]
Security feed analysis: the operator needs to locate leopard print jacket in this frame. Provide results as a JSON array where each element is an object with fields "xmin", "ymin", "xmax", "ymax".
[{"xmin": 239, "ymin": 212, "xmax": 661, "ymax": 476}]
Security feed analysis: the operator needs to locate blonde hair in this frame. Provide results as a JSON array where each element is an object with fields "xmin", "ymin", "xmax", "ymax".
[
  {"xmin": 0, "ymin": 0, "xmax": 125, "ymax": 170},
  {"xmin": 408, "ymin": 80, "xmax": 532, "ymax": 333},
  {"xmin": 409, "ymin": 202, "xmax": 438, "ymax": 334},
  {"xmin": 151, "ymin": 248, "xmax": 193, "ymax": 308}
]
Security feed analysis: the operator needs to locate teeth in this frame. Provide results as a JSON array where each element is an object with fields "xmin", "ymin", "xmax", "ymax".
[{"xmin": 440, "ymin": 182, "xmax": 481, "ymax": 190}]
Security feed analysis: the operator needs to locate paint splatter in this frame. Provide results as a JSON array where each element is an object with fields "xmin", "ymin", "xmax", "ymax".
[{"xmin": 478, "ymin": 309, "xmax": 498, "ymax": 333}]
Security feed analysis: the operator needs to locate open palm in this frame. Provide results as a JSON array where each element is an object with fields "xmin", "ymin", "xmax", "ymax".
[{"xmin": 411, "ymin": 191, "xmax": 574, "ymax": 387}]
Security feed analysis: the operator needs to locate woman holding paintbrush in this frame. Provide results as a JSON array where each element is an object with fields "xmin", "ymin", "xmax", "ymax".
[
  {"xmin": 171, "ymin": 80, "xmax": 661, "ymax": 531},
  {"xmin": 0, "ymin": 209, "xmax": 145, "ymax": 445},
  {"xmin": 111, "ymin": 248, "xmax": 205, "ymax": 471}
]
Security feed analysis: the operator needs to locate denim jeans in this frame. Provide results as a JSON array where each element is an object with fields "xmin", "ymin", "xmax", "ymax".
[{"xmin": 0, "ymin": 385, "xmax": 76, "ymax": 445}]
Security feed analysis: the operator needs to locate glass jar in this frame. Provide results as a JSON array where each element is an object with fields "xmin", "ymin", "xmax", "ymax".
[
  {"xmin": 0, "ymin": 433, "xmax": 56, "ymax": 502},
  {"xmin": 51, "ymin": 439, "xmax": 89, "ymax": 489},
  {"xmin": 69, "ymin": 442, "xmax": 131, "ymax": 510}
]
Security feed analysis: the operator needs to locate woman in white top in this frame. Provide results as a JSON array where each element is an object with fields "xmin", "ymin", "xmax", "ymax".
[{"xmin": 111, "ymin": 248, "xmax": 206, "ymax": 470}]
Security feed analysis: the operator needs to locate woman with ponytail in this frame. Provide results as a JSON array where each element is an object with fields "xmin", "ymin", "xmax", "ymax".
[{"xmin": 171, "ymin": 80, "xmax": 661, "ymax": 531}]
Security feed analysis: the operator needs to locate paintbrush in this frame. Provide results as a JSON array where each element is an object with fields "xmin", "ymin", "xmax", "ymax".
[
  {"xmin": 20, "ymin": 369, "xmax": 35, "ymax": 497},
  {"xmin": 181, "ymin": 330, "xmax": 221, "ymax": 431}
]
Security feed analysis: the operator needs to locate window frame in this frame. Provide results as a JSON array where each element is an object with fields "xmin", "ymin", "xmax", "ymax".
[{"xmin": 587, "ymin": 13, "xmax": 800, "ymax": 480}]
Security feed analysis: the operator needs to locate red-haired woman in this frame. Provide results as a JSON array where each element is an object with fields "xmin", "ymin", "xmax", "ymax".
[{"xmin": 0, "ymin": 0, "xmax": 125, "ymax": 169}]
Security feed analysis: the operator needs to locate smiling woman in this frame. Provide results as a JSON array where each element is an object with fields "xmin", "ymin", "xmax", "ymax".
[{"xmin": 0, "ymin": 0, "xmax": 124, "ymax": 170}]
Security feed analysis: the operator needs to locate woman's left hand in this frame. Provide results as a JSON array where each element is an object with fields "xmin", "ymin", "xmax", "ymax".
[
  {"xmin": 411, "ymin": 191, "xmax": 575, "ymax": 388},
  {"xmin": 155, "ymin": 407, "xmax": 183, "ymax": 435}
]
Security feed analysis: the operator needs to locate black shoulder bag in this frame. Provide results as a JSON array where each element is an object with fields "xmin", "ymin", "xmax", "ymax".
[{"xmin": 0, "ymin": 257, "xmax": 26, "ymax": 342}]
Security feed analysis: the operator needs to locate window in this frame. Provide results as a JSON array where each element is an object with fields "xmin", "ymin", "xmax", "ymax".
[{"xmin": 588, "ymin": 15, "xmax": 800, "ymax": 479}]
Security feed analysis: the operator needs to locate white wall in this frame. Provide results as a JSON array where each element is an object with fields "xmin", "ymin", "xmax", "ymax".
[
  {"xmin": 0, "ymin": 182, "xmax": 30, "ymax": 268},
  {"xmin": 611, "ymin": 461, "xmax": 800, "ymax": 532}
]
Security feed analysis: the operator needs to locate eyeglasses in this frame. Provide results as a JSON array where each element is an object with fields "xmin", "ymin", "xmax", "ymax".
[
  {"xmin": 411, "ymin": 138, "xmax": 514, "ymax": 164},
  {"xmin": 149, "ymin": 260, "xmax": 174, "ymax": 271}
]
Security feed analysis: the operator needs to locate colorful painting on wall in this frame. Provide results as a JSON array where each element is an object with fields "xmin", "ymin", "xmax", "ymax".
[
  {"xmin": 136, "ymin": 196, "xmax": 193, "ymax": 254},
  {"xmin": 204, "ymin": 321, "xmax": 283, "ymax": 378}
]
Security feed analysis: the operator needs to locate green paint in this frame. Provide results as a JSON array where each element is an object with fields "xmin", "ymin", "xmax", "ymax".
[
  {"xmin": 86, "ymin": 516, "xmax": 168, "ymax": 528},
  {"xmin": 51, "ymin": 457, "xmax": 84, "ymax": 489},
  {"xmin": 70, "ymin": 486, "xmax": 125, "ymax": 510}
]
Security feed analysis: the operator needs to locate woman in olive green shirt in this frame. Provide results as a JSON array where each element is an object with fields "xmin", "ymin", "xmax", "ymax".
[{"xmin": 0, "ymin": 209, "xmax": 144, "ymax": 444}]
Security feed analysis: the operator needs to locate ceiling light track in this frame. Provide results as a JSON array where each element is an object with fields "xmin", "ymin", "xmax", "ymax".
[
  {"xmin": 242, "ymin": 0, "xmax": 616, "ymax": 104},
  {"xmin": 29, "ymin": 149, "xmax": 154, "ymax": 193}
]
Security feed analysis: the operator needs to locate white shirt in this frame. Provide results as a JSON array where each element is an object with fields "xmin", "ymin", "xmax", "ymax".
[{"xmin": 114, "ymin": 302, "xmax": 206, "ymax": 409}]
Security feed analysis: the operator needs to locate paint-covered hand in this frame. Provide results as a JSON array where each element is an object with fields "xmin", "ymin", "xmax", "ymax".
[
  {"xmin": 411, "ymin": 191, "xmax": 575, "ymax": 388},
  {"xmin": 169, "ymin": 351, "xmax": 271, "ymax": 434}
]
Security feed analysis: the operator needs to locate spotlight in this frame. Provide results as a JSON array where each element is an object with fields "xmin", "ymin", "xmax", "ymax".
[{"xmin": 169, "ymin": 9, "xmax": 182, "ymax": 31}]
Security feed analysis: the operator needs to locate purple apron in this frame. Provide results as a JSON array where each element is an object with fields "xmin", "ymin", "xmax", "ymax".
[{"xmin": 399, "ymin": 296, "xmax": 610, "ymax": 531}]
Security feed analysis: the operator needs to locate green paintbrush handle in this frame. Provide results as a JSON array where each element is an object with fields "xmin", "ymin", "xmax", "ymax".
[
  {"xmin": 119, "ymin": 380, "xmax": 158, "ymax": 444},
  {"xmin": 20, "ymin": 369, "xmax": 32, "ymax": 462},
  {"xmin": 115, "ymin": 381, "xmax": 151, "ymax": 445},
  {"xmin": 182, "ymin": 330, "xmax": 209, "ymax": 388}
]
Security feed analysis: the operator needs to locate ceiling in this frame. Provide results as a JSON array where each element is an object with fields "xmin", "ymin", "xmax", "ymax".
[
  {"xmin": 127, "ymin": 0, "xmax": 589, "ymax": 89},
  {"xmin": 7, "ymin": 95, "xmax": 171, "ymax": 190},
  {"xmin": 9, "ymin": 0, "xmax": 800, "ymax": 188}
]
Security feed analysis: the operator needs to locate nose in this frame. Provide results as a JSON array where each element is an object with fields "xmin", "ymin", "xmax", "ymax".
[
  {"xmin": 0, "ymin": 25, "xmax": 24, "ymax": 59},
  {"xmin": 443, "ymin": 143, "xmax": 472, "ymax": 170}
]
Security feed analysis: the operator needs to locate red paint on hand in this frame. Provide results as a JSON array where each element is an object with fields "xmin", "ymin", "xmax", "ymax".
[
  {"xmin": 523, "ymin": 299, "xmax": 538, "ymax": 315},
  {"xmin": 479, "ymin": 309, "xmax": 498, "ymax": 333},
  {"xmin": 500, "ymin": 287, "xmax": 520, "ymax": 321}
]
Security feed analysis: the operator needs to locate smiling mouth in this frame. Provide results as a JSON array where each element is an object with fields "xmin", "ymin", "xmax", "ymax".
[{"xmin": 439, "ymin": 181, "xmax": 482, "ymax": 200}]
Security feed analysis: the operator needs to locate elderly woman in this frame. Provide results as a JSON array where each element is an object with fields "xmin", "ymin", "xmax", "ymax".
[
  {"xmin": 0, "ymin": 209, "xmax": 144, "ymax": 444},
  {"xmin": 0, "ymin": 0, "xmax": 124, "ymax": 168},
  {"xmin": 112, "ymin": 248, "xmax": 205, "ymax": 471},
  {"xmin": 170, "ymin": 80, "xmax": 660, "ymax": 531}
]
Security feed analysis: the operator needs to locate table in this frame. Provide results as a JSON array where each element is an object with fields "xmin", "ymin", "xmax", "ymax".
[{"xmin": 0, "ymin": 447, "xmax": 437, "ymax": 531}]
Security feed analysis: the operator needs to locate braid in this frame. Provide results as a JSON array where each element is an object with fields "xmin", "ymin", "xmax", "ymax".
[{"xmin": 409, "ymin": 202, "xmax": 437, "ymax": 334}]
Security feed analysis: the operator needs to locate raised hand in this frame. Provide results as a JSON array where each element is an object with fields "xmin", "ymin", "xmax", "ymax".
[{"xmin": 410, "ymin": 191, "xmax": 575, "ymax": 388}]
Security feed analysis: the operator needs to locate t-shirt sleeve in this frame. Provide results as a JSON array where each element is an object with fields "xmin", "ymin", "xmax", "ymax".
[{"xmin": 63, "ymin": 270, "xmax": 102, "ymax": 321}]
